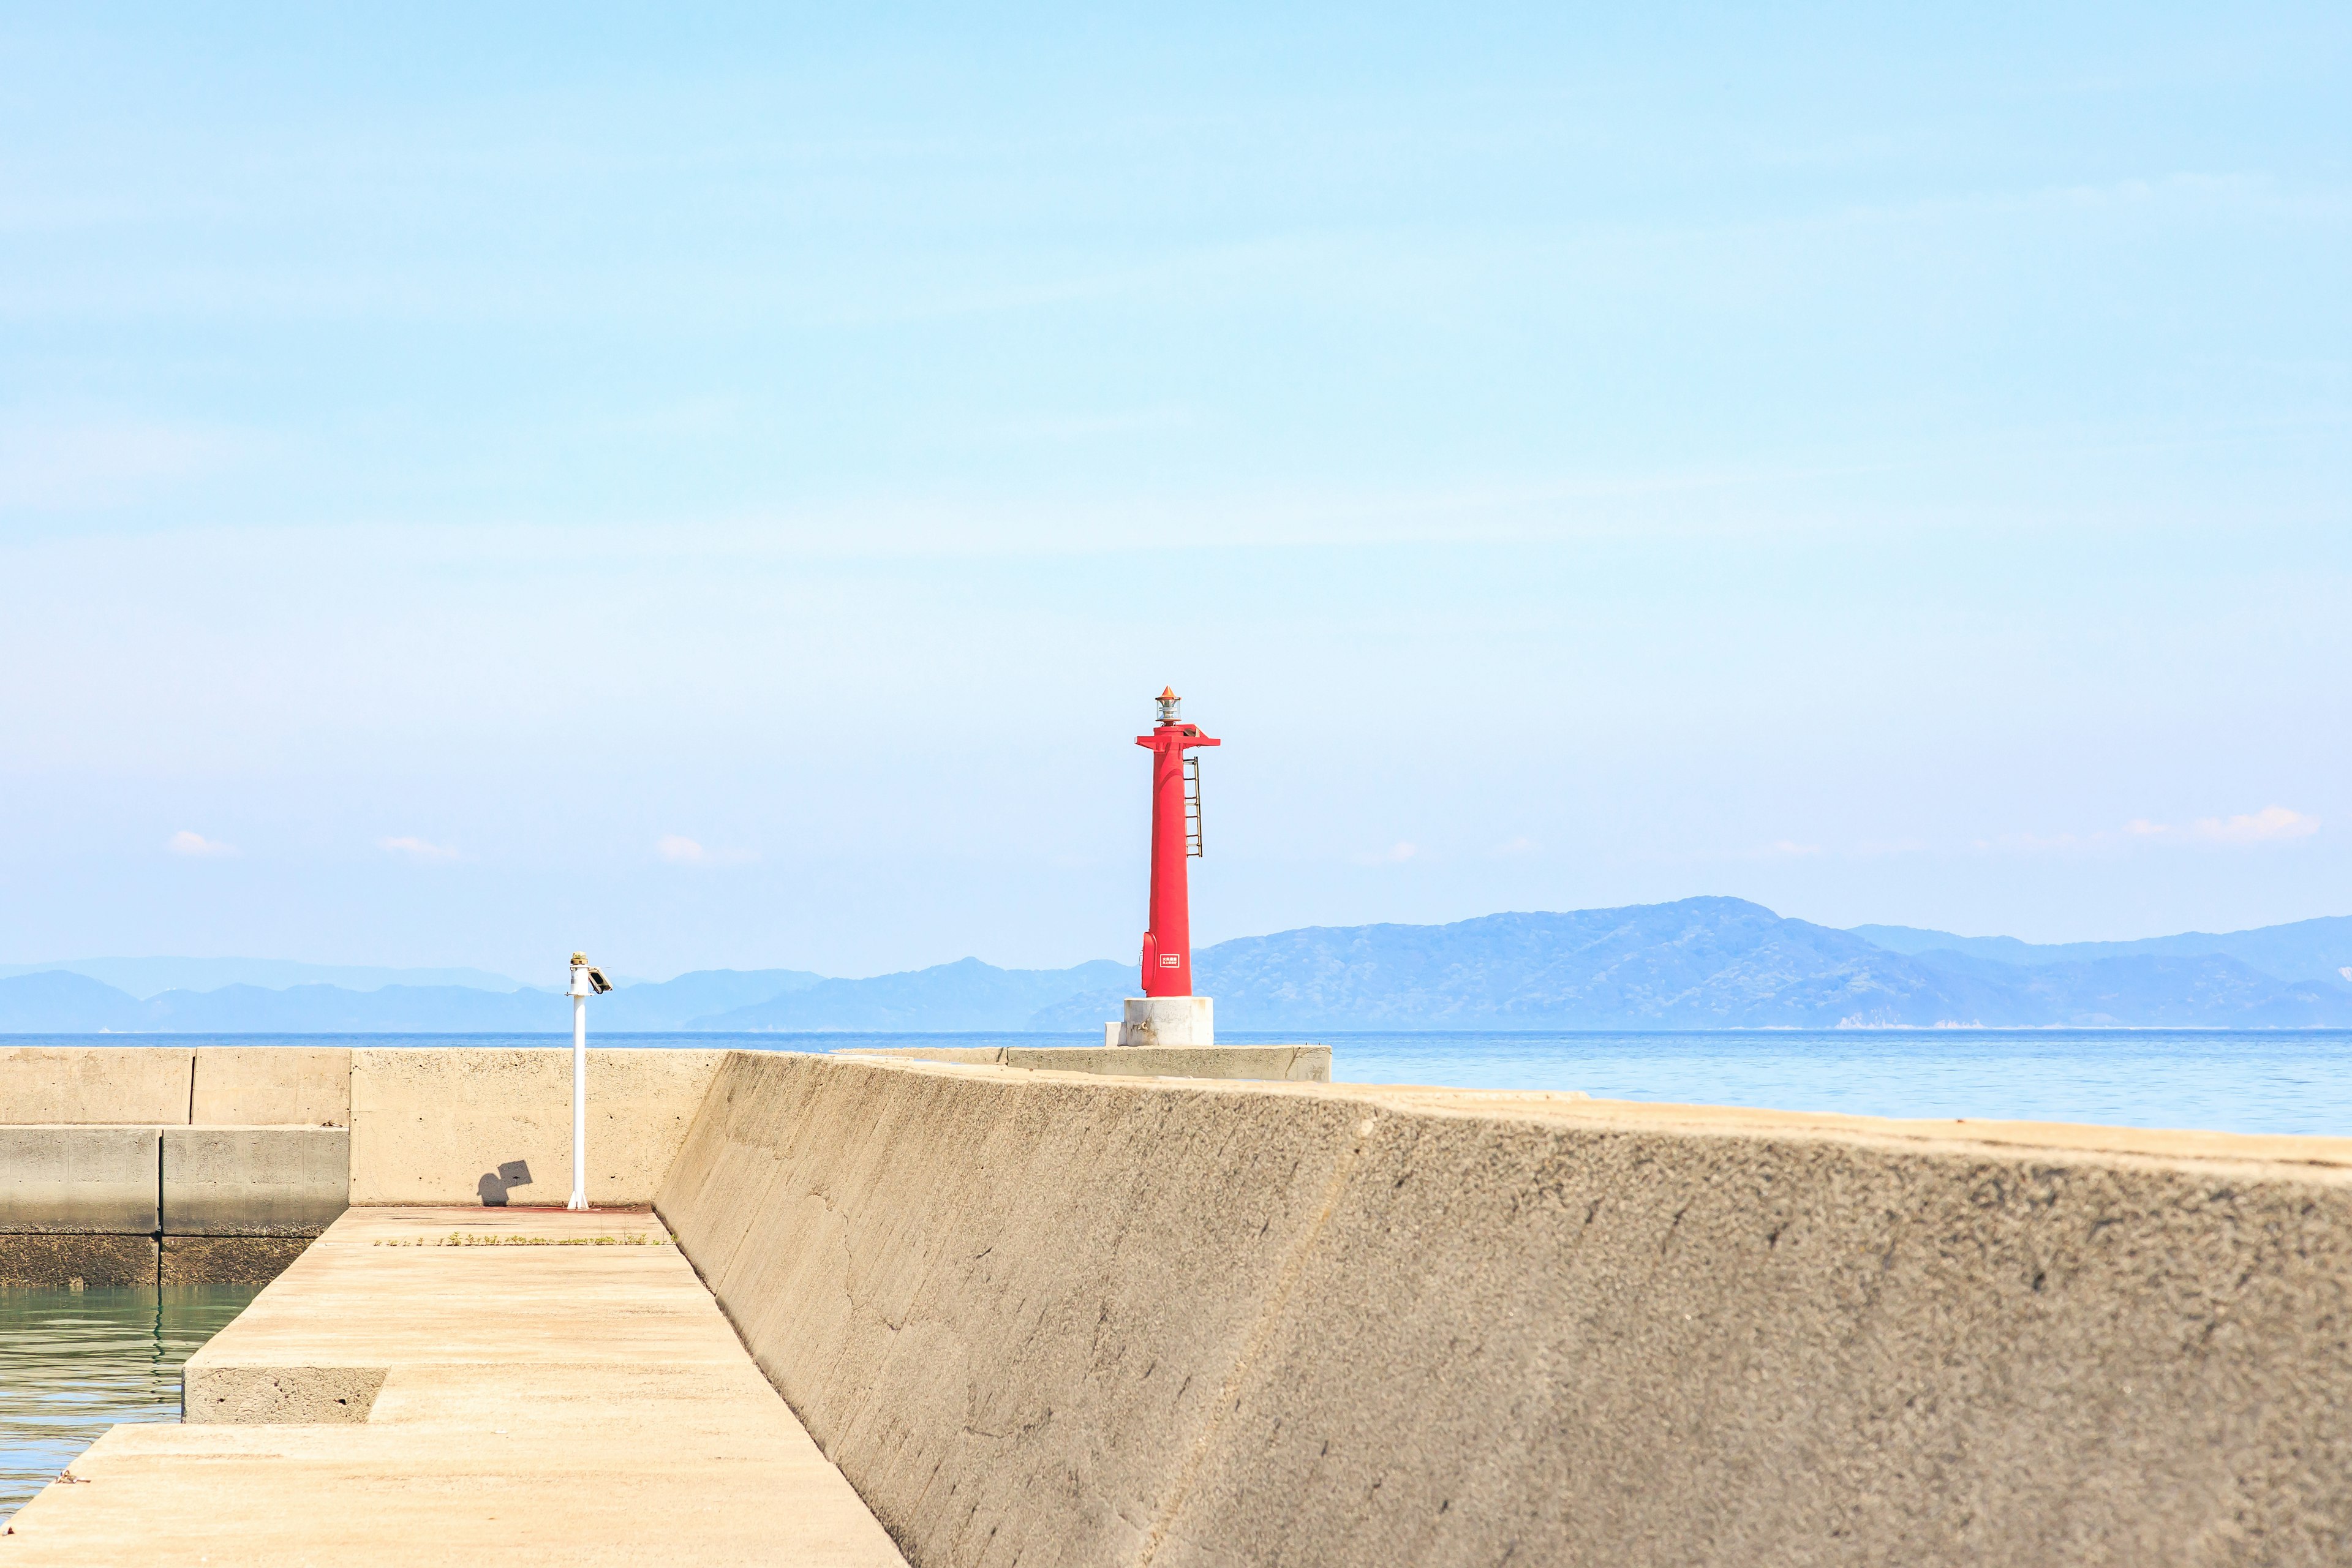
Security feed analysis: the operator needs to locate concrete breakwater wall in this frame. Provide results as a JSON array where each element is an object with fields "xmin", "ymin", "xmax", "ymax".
[
  {"xmin": 10, "ymin": 1041, "xmax": 2352, "ymax": 1561},
  {"xmin": 0, "ymin": 1045, "xmax": 726, "ymax": 1286},
  {"xmin": 0, "ymin": 1047, "xmax": 351, "ymax": 1285},
  {"xmin": 660, "ymin": 1052, "xmax": 2352, "ymax": 1568},
  {"xmin": 839, "ymin": 1042, "xmax": 1330, "ymax": 1080}
]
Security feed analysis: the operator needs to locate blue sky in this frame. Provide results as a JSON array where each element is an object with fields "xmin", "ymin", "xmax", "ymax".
[{"xmin": 2, "ymin": 4, "xmax": 2346, "ymax": 981}]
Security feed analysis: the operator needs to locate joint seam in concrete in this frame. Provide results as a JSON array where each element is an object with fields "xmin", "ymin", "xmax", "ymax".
[{"xmin": 1134, "ymin": 1109, "xmax": 1381, "ymax": 1568}]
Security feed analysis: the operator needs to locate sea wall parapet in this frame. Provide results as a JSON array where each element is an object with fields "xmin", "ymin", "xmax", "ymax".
[
  {"xmin": 659, "ymin": 1052, "xmax": 2352, "ymax": 1567},
  {"xmin": 0, "ymin": 1125, "xmax": 162, "ymax": 1233},
  {"xmin": 0, "ymin": 1046, "xmax": 195, "ymax": 1124},
  {"xmin": 9, "ymin": 1038, "xmax": 2352, "ymax": 1561},
  {"xmin": 838, "ymin": 1041, "xmax": 1330, "ymax": 1081},
  {"xmin": 1, "ymin": 1044, "xmax": 364, "ymax": 1286},
  {"xmin": 347, "ymin": 1046, "xmax": 727, "ymax": 1206},
  {"xmin": 190, "ymin": 1044, "xmax": 352, "ymax": 1125},
  {"xmin": 162, "ymin": 1126, "xmax": 350, "ymax": 1236}
]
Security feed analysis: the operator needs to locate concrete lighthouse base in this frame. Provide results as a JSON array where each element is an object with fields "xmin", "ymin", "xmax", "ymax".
[{"xmin": 1110, "ymin": 995, "xmax": 1213, "ymax": 1048}]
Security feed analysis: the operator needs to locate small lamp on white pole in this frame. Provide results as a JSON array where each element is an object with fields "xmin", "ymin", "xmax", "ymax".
[{"xmin": 566, "ymin": 951, "xmax": 611, "ymax": 1211}]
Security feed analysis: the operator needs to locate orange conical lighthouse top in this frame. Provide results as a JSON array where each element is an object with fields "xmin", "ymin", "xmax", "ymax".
[{"xmin": 1136, "ymin": 688, "xmax": 1219, "ymax": 997}]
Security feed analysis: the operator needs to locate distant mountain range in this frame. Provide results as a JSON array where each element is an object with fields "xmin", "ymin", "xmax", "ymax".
[
  {"xmin": 1852, "ymin": 918, "xmax": 2352, "ymax": 988},
  {"xmin": 1034, "ymin": 900, "xmax": 2352, "ymax": 1030},
  {"xmin": 0, "ymin": 957, "xmax": 538, "ymax": 998},
  {"xmin": 4, "ymin": 900, "xmax": 2350, "ymax": 1033},
  {"xmin": 695, "ymin": 959, "xmax": 1133, "ymax": 1031},
  {"xmin": 0, "ymin": 967, "xmax": 826, "ymax": 1034}
]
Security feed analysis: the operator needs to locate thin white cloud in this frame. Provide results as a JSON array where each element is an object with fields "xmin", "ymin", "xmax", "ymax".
[
  {"xmin": 1352, "ymin": 840, "xmax": 1419, "ymax": 865},
  {"xmin": 379, "ymin": 835, "xmax": 459, "ymax": 862},
  {"xmin": 2127, "ymin": 806, "xmax": 2319, "ymax": 846},
  {"xmin": 657, "ymin": 834, "xmax": 707, "ymax": 864},
  {"xmin": 1983, "ymin": 806, "xmax": 2322, "ymax": 855},
  {"xmin": 167, "ymin": 830, "xmax": 236, "ymax": 858},
  {"xmin": 1493, "ymin": 836, "xmax": 1539, "ymax": 858},
  {"xmin": 657, "ymin": 834, "xmax": 756, "ymax": 867},
  {"xmin": 2192, "ymin": 806, "xmax": 2320, "ymax": 845}
]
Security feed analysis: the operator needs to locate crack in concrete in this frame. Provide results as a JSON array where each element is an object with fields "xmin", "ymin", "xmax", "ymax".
[{"xmin": 1133, "ymin": 1114, "xmax": 1379, "ymax": 1568}]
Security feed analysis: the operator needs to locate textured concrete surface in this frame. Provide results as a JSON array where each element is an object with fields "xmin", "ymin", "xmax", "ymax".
[
  {"xmin": 186, "ymin": 1361, "xmax": 388, "ymax": 1423},
  {"xmin": 348, "ymin": 1047, "xmax": 726, "ymax": 1206},
  {"xmin": 5, "ymin": 1206, "xmax": 907, "ymax": 1565},
  {"xmin": 0, "ymin": 1046, "xmax": 190, "ymax": 1125},
  {"xmin": 162, "ymin": 1126, "xmax": 350, "ymax": 1235},
  {"xmin": 1114, "ymin": 993, "xmax": 1214, "ymax": 1046},
  {"xmin": 0, "ymin": 1232, "xmax": 156, "ymax": 1287},
  {"xmin": 191, "ymin": 1045, "xmax": 351, "ymax": 1126},
  {"xmin": 0, "ymin": 1125, "xmax": 160, "ymax": 1234},
  {"xmin": 841, "ymin": 1042, "xmax": 1331, "ymax": 1082},
  {"xmin": 662, "ymin": 1054, "xmax": 2352, "ymax": 1568},
  {"xmin": 159, "ymin": 1234, "xmax": 312, "ymax": 1287},
  {"xmin": 1014, "ymin": 1042, "xmax": 1324, "ymax": 1080}
]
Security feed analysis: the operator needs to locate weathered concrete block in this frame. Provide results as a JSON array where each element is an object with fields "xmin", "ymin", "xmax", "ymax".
[
  {"xmin": 660, "ymin": 1054, "xmax": 1370, "ymax": 1568},
  {"xmin": 349, "ymin": 1047, "xmax": 726, "ymax": 1206},
  {"xmin": 661, "ymin": 1054, "xmax": 2352, "ymax": 1568},
  {"xmin": 1008, "ymin": 1043, "xmax": 1327, "ymax": 1081},
  {"xmin": 840, "ymin": 1044, "xmax": 1011, "ymax": 1066},
  {"xmin": 1114, "ymin": 993, "xmax": 1213, "ymax": 1046},
  {"xmin": 191, "ymin": 1046, "xmax": 351, "ymax": 1126},
  {"xmin": 183, "ymin": 1363, "xmax": 386, "ymax": 1424},
  {"xmin": 0, "ymin": 1232, "xmax": 157, "ymax": 1287},
  {"xmin": 160, "ymin": 1234, "xmax": 312, "ymax": 1287},
  {"xmin": 0, "ymin": 1125, "xmax": 160, "ymax": 1233},
  {"xmin": 163, "ymin": 1127, "xmax": 349, "ymax": 1236},
  {"xmin": 0, "ymin": 1046, "xmax": 191, "ymax": 1124},
  {"xmin": 841, "ymin": 1042, "xmax": 1331, "ymax": 1082}
]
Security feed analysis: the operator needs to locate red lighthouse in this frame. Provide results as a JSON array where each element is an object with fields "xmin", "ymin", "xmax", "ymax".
[{"xmin": 1136, "ymin": 687, "xmax": 1219, "ymax": 997}]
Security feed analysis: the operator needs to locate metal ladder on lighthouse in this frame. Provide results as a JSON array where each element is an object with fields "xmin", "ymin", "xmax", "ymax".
[{"xmin": 1183, "ymin": 753, "xmax": 1204, "ymax": 857}]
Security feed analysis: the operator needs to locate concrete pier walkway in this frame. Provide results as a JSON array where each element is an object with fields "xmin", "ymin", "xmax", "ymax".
[{"xmin": 1, "ymin": 1207, "xmax": 906, "ymax": 1566}]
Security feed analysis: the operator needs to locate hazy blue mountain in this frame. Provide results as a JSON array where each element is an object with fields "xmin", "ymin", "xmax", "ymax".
[
  {"xmin": 136, "ymin": 983, "xmax": 570, "ymax": 1032},
  {"xmin": 0, "ymin": 957, "xmax": 534, "ymax": 998},
  {"xmin": 594, "ymin": 968, "xmax": 826, "ymax": 1030},
  {"xmin": 0, "ymin": 967, "xmax": 835, "ymax": 1033},
  {"xmin": 1036, "ymin": 899, "xmax": 2000, "ymax": 1030},
  {"xmin": 11, "ymin": 902, "xmax": 2352, "ymax": 1034},
  {"xmin": 1852, "ymin": 918, "xmax": 2352, "ymax": 988},
  {"xmin": 1032, "ymin": 898, "xmax": 2352, "ymax": 1030},
  {"xmin": 696, "ymin": 958, "xmax": 1133, "ymax": 1031},
  {"xmin": 0, "ymin": 970, "xmax": 153, "ymax": 1031},
  {"xmin": 1894, "ymin": 949, "xmax": 2351, "ymax": 1027},
  {"xmin": 1847, "ymin": 927, "xmax": 2051, "ymax": 965}
]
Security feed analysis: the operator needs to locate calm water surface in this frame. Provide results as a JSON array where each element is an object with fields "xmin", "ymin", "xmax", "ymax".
[
  {"xmin": 0, "ymin": 1286, "xmax": 258, "ymax": 1521},
  {"xmin": 1302, "ymin": 1029, "xmax": 2352, "ymax": 1136},
  {"xmin": 695, "ymin": 1027, "xmax": 2346, "ymax": 1136},
  {"xmin": 15, "ymin": 1028, "xmax": 2340, "ymax": 1136}
]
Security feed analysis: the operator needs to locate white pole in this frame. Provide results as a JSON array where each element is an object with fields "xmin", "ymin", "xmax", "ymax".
[{"xmin": 568, "ymin": 961, "xmax": 589, "ymax": 1211}]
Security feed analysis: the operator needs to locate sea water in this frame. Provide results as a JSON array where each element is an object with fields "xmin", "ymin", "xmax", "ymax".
[
  {"xmin": 0, "ymin": 1286, "xmax": 258, "ymax": 1521},
  {"xmin": 1300, "ymin": 1028, "xmax": 2352, "ymax": 1135},
  {"xmin": 7, "ymin": 1028, "xmax": 2343, "ymax": 1136},
  {"xmin": 790, "ymin": 1027, "xmax": 2352, "ymax": 1135}
]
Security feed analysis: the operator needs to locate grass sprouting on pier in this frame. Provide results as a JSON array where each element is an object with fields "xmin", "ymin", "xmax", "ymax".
[{"xmin": 370, "ymin": 1233, "xmax": 665, "ymax": 1248}]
